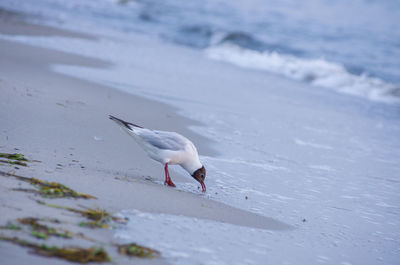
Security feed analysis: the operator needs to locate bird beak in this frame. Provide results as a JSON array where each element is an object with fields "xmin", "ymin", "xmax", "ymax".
[{"xmin": 200, "ymin": 181, "xmax": 206, "ymax": 192}]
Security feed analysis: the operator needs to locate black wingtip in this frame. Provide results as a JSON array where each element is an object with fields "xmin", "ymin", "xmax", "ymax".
[
  {"xmin": 108, "ymin": 115, "xmax": 143, "ymax": 129},
  {"xmin": 109, "ymin": 115, "xmax": 118, "ymax": 121}
]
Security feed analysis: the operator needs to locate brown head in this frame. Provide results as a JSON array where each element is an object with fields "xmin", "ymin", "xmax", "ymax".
[{"xmin": 192, "ymin": 166, "xmax": 206, "ymax": 192}]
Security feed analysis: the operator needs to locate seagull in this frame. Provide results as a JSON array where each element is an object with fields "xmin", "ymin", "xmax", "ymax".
[{"xmin": 109, "ymin": 115, "xmax": 206, "ymax": 192}]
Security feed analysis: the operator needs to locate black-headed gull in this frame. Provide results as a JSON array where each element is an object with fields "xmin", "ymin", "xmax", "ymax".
[{"xmin": 109, "ymin": 115, "xmax": 206, "ymax": 192}]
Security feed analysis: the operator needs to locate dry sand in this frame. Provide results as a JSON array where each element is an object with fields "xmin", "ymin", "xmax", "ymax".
[{"xmin": 0, "ymin": 10, "xmax": 291, "ymax": 265}]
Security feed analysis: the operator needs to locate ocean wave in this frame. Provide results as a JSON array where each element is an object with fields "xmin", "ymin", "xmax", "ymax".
[
  {"xmin": 205, "ymin": 44, "xmax": 400, "ymax": 103},
  {"xmin": 172, "ymin": 25, "xmax": 214, "ymax": 48},
  {"xmin": 213, "ymin": 31, "xmax": 266, "ymax": 52},
  {"xmin": 210, "ymin": 31, "xmax": 303, "ymax": 56}
]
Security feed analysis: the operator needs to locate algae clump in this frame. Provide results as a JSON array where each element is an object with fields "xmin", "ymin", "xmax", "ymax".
[
  {"xmin": 29, "ymin": 178, "xmax": 97, "ymax": 199},
  {"xmin": 0, "ymin": 171, "xmax": 96, "ymax": 199},
  {"xmin": 0, "ymin": 153, "xmax": 28, "ymax": 167},
  {"xmin": 42, "ymin": 203, "xmax": 110, "ymax": 221},
  {"xmin": 0, "ymin": 153, "xmax": 28, "ymax": 161},
  {"xmin": 37, "ymin": 201, "xmax": 120, "ymax": 228},
  {"xmin": 18, "ymin": 217, "xmax": 73, "ymax": 240},
  {"xmin": 0, "ymin": 236, "xmax": 110, "ymax": 263},
  {"xmin": 117, "ymin": 243, "xmax": 160, "ymax": 258},
  {"xmin": 0, "ymin": 223, "xmax": 22, "ymax": 230}
]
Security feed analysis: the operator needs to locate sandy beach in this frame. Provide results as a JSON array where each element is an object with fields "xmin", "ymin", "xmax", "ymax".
[
  {"xmin": 1, "ymin": 1, "xmax": 400, "ymax": 264},
  {"xmin": 0, "ymin": 9, "xmax": 291, "ymax": 265}
]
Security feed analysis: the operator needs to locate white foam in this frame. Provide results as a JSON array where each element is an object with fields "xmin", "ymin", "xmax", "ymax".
[
  {"xmin": 205, "ymin": 44, "xmax": 400, "ymax": 103},
  {"xmin": 294, "ymin": 138, "xmax": 333, "ymax": 150}
]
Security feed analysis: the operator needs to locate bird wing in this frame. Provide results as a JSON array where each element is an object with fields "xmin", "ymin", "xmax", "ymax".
[{"xmin": 138, "ymin": 130, "xmax": 188, "ymax": 151}]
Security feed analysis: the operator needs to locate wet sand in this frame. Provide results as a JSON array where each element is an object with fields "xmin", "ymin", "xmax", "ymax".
[{"xmin": 0, "ymin": 9, "xmax": 291, "ymax": 265}]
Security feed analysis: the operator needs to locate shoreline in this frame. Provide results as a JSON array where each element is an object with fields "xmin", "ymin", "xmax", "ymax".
[{"xmin": 0, "ymin": 9, "xmax": 291, "ymax": 265}]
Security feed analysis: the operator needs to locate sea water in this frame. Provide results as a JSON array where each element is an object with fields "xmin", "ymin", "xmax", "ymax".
[
  {"xmin": 2, "ymin": 0, "xmax": 400, "ymax": 102},
  {"xmin": 1, "ymin": 0, "xmax": 400, "ymax": 264}
]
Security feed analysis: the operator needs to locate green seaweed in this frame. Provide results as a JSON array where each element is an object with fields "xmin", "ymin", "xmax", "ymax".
[
  {"xmin": 0, "ymin": 236, "xmax": 110, "ymax": 263},
  {"xmin": 0, "ymin": 171, "xmax": 96, "ymax": 199},
  {"xmin": 0, "ymin": 159, "xmax": 28, "ymax": 167},
  {"xmin": 29, "ymin": 178, "xmax": 96, "ymax": 199},
  {"xmin": 18, "ymin": 217, "xmax": 73, "ymax": 240},
  {"xmin": 43, "ymin": 203, "xmax": 110, "ymax": 221},
  {"xmin": 0, "ymin": 153, "xmax": 28, "ymax": 161},
  {"xmin": 0, "ymin": 223, "xmax": 22, "ymax": 230},
  {"xmin": 79, "ymin": 221, "xmax": 110, "ymax": 229},
  {"xmin": 117, "ymin": 243, "xmax": 160, "ymax": 258},
  {"xmin": 1, "ymin": 217, "xmax": 98, "ymax": 243},
  {"xmin": 37, "ymin": 201, "xmax": 126, "ymax": 228},
  {"xmin": 37, "ymin": 201, "xmax": 110, "ymax": 222},
  {"xmin": 31, "ymin": 230, "xmax": 49, "ymax": 239},
  {"xmin": 79, "ymin": 207, "xmax": 110, "ymax": 221},
  {"xmin": 0, "ymin": 153, "xmax": 29, "ymax": 167}
]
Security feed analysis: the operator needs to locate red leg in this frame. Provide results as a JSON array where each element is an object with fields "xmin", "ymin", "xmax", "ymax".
[
  {"xmin": 164, "ymin": 163, "xmax": 176, "ymax": 187},
  {"xmin": 164, "ymin": 163, "xmax": 168, "ymax": 185}
]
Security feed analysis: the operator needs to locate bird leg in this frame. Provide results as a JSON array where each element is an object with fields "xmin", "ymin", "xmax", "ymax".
[{"xmin": 164, "ymin": 163, "xmax": 176, "ymax": 187}]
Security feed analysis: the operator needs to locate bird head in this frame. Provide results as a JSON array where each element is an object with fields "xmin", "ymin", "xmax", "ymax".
[{"xmin": 192, "ymin": 166, "xmax": 206, "ymax": 192}]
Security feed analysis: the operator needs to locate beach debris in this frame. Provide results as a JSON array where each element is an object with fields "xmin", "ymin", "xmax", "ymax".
[
  {"xmin": 18, "ymin": 217, "xmax": 73, "ymax": 240},
  {"xmin": 37, "ymin": 201, "xmax": 126, "ymax": 228},
  {"xmin": 1, "ymin": 217, "xmax": 97, "ymax": 243},
  {"xmin": 27, "ymin": 178, "xmax": 96, "ymax": 199},
  {"xmin": 93, "ymin": 136, "xmax": 102, "ymax": 141},
  {"xmin": 0, "ymin": 171, "xmax": 96, "ymax": 199},
  {"xmin": 38, "ymin": 201, "xmax": 109, "ymax": 220},
  {"xmin": 0, "ymin": 153, "xmax": 28, "ymax": 161},
  {"xmin": 117, "ymin": 243, "xmax": 160, "ymax": 258},
  {"xmin": 79, "ymin": 221, "xmax": 109, "ymax": 229},
  {"xmin": 0, "ymin": 223, "xmax": 22, "ymax": 230},
  {"xmin": 0, "ymin": 236, "xmax": 110, "ymax": 263},
  {"xmin": 0, "ymin": 153, "xmax": 28, "ymax": 167}
]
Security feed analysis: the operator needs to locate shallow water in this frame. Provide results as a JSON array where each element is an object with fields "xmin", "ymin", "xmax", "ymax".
[
  {"xmin": 1, "ymin": 0, "xmax": 399, "ymax": 102},
  {"xmin": 1, "ymin": 1, "xmax": 400, "ymax": 264}
]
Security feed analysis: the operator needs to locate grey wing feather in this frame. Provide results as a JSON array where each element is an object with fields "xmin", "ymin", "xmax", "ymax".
[{"xmin": 139, "ymin": 130, "xmax": 187, "ymax": 151}]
